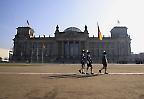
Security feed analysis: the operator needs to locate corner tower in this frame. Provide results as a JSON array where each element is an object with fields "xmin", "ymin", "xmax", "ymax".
[
  {"xmin": 13, "ymin": 27, "xmax": 34, "ymax": 62},
  {"xmin": 110, "ymin": 26, "xmax": 131, "ymax": 63},
  {"xmin": 111, "ymin": 26, "xmax": 128, "ymax": 38}
]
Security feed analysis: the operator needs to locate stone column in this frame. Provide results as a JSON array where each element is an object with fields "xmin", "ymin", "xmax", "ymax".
[
  {"xmin": 62, "ymin": 41, "xmax": 64, "ymax": 58},
  {"xmin": 68, "ymin": 41, "xmax": 70, "ymax": 58}
]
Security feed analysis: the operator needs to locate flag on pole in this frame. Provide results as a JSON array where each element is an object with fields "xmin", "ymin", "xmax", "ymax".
[
  {"xmin": 97, "ymin": 23, "xmax": 103, "ymax": 40},
  {"xmin": 27, "ymin": 20, "xmax": 30, "ymax": 26},
  {"xmin": 117, "ymin": 20, "xmax": 120, "ymax": 24}
]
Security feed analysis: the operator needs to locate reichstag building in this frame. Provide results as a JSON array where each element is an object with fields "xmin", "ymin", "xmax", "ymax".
[{"xmin": 12, "ymin": 25, "xmax": 131, "ymax": 63}]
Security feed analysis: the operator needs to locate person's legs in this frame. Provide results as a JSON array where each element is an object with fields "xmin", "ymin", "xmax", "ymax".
[
  {"xmin": 82, "ymin": 64, "xmax": 85, "ymax": 74},
  {"xmin": 86, "ymin": 64, "xmax": 89, "ymax": 74},
  {"xmin": 99, "ymin": 65, "xmax": 104, "ymax": 73},
  {"xmin": 104, "ymin": 64, "xmax": 108, "ymax": 74},
  {"xmin": 104, "ymin": 68, "xmax": 107, "ymax": 74},
  {"xmin": 90, "ymin": 65, "xmax": 94, "ymax": 74},
  {"xmin": 79, "ymin": 63, "xmax": 85, "ymax": 74},
  {"xmin": 78, "ymin": 64, "xmax": 82, "ymax": 73}
]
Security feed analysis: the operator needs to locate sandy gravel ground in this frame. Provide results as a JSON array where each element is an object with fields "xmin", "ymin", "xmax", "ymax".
[{"xmin": 0, "ymin": 63, "xmax": 144, "ymax": 99}]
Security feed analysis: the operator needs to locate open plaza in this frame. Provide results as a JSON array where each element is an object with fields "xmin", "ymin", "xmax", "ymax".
[{"xmin": 0, "ymin": 63, "xmax": 144, "ymax": 99}]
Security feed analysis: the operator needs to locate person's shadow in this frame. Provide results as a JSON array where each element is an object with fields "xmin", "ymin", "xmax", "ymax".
[{"xmin": 47, "ymin": 73, "xmax": 100, "ymax": 79}]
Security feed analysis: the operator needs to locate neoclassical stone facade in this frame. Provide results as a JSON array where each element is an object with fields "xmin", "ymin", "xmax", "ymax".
[{"xmin": 12, "ymin": 25, "xmax": 131, "ymax": 63}]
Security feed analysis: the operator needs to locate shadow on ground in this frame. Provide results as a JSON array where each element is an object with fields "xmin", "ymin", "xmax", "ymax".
[{"xmin": 47, "ymin": 73, "xmax": 100, "ymax": 79}]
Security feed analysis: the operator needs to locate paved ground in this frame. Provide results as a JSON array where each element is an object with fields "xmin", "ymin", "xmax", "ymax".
[
  {"xmin": 0, "ymin": 63, "xmax": 144, "ymax": 99},
  {"xmin": 0, "ymin": 72, "xmax": 144, "ymax": 75}
]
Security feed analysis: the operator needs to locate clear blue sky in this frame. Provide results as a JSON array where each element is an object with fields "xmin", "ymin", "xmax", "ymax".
[{"xmin": 0, "ymin": 0, "xmax": 144, "ymax": 53}]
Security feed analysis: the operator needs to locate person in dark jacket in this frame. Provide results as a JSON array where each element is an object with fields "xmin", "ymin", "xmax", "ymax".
[
  {"xmin": 79, "ymin": 50, "xmax": 86, "ymax": 74},
  {"xmin": 99, "ymin": 51, "xmax": 108, "ymax": 74},
  {"xmin": 86, "ymin": 50, "xmax": 94, "ymax": 74}
]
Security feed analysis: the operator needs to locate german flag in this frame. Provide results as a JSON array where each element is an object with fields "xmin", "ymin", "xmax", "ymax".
[{"xmin": 97, "ymin": 23, "xmax": 103, "ymax": 40}]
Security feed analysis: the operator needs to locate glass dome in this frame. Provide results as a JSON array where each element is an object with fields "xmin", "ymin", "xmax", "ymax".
[{"xmin": 64, "ymin": 27, "xmax": 82, "ymax": 32}]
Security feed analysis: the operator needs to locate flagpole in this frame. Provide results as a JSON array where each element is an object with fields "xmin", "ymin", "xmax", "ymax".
[{"xmin": 97, "ymin": 22, "xmax": 103, "ymax": 62}]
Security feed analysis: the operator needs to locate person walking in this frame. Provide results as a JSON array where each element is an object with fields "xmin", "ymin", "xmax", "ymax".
[
  {"xmin": 86, "ymin": 50, "xmax": 94, "ymax": 74},
  {"xmin": 79, "ymin": 50, "xmax": 86, "ymax": 74},
  {"xmin": 99, "ymin": 51, "xmax": 108, "ymax": 74}
]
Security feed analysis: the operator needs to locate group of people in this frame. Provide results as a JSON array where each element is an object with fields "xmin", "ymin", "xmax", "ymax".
[{"xmin": 79, "ymin": 50, "xmax": 108, "ymax": 75}]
